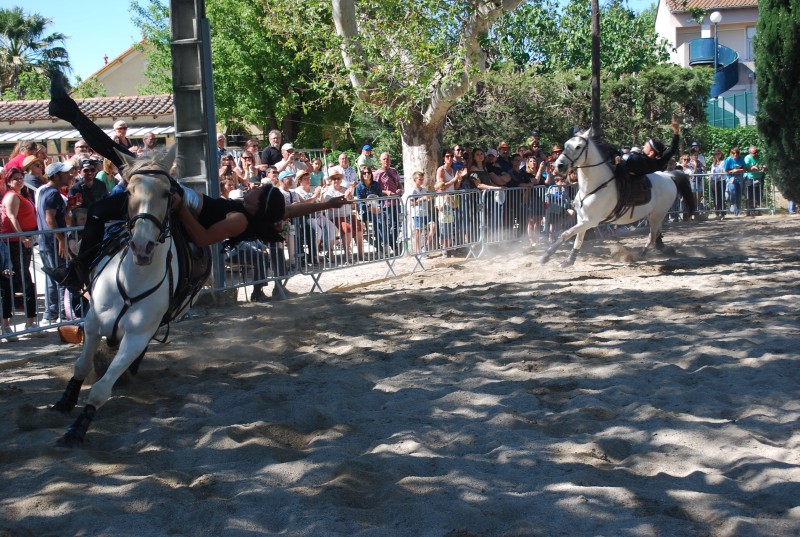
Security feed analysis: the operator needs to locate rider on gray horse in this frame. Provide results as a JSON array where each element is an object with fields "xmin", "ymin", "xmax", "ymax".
[{"xmin": 615, "ymin": 115, "xmax": 681, "ymax": 182}]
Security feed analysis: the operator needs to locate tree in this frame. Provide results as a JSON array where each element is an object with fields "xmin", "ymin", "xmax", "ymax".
[
  {"xmin": 0, "ymin": 7, "xmax": 70, "ymax": 99},
  {"xmin": 755, "ymin": 0, "xmax": 800, "ymax": 201},
  {"xmin": 445, "ymin": 63, "xmax": 712, "ymax": 152},
  {"xmin": 491, "ymin": 0, "xmax": 670, "ymax": 75},
  {"xmin": 332, "ymin": 0, "xmax": 526, "ymax": 185}
]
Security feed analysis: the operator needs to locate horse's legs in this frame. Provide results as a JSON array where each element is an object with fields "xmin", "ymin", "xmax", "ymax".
[
  {"xmin": 58, "ymin": 333, "xmax": 151, "ymax": 446},
  {"xmin": 541, "ymin": 220, "xmax": 593, "ymax": 265},
  {"xmin": 51, "ymin": 326, "xmax": 102, "ymax": 414},
  {"xmin": 642, "ymin": 211, "xmax": 667, "ymax": 257},
  {"xmin": 560, "ymin": 231, "xmax": 586, "ymax": 267}
]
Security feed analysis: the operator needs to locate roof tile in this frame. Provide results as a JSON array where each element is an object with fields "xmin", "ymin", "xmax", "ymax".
[
  {"xmin": 666, "ymin": 0, "xmax": 758, "ymax": 12},
  {"xmin": 0, "ymin": 94, "xmax": 173, "ymax": 123}
]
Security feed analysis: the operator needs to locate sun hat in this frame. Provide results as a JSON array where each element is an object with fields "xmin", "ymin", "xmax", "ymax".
[
  {"xmin": 46, "ymin": 161, "xmax": 74, "ymax": 175},
  {"xmin": 497, "ymin": 142, "xmax": 510, "ymax": 149},
  {"xmin": 22, "ymin": 155, "xmax": 42, "ymax": 171}
]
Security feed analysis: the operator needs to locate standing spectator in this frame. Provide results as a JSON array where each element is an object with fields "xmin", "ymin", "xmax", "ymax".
[
  {"xmin": 96, "ymin": 158, "xmax": 121, "ymax": 193},
  {"xmin": 113, "ymin": 120, "xmax": 135, "ymax": 152},
  {"xmin": 237, "ymin": 151, "xmax": 259, "ymax": 187},
  {"xmin": 140, "ymin": 132, "xmax": 160, "ymax": 157},
  {"xmin": 275, "ymin": 143, "xmax": 308, "ymax": 178},
  {"xmin": 309, "ymin": 157, "xmax": 325, "ymax": 187},
  {"xmin": 323, "ymin": 169, "xmax": 363, "ymax": 261},
  {"xmin": 69, "ymin": 158, "xmax": 109, "ymax": 210},
  {"xmin": 434, "ymin": 180, "xmax": 455, "ymax": 256},
  {"xmin": 406, "ymin": 170, "xmax": 436, "ymax": 254},
  {"xmin": 1, "ymin": 167, "xmax": 39, "ymax": 334},
  {"xmin": 744, "ymin": 145, "xmax": 765, "ymax": 215},
  {"xmin": 72, "ymin": 139, "xmax": 90, "ymax": 157},
  {"xmin": 709, "ymin": 149, "xmax": 726, "ymax": 220},
  {"xmin": 373, "ymin": 152, "xmax": 404, "ymax": 252},
  {"xmin": 436, "ymin": 149, "xmax": 464, "ymax": 192},
  {"xmin": 216, "ymin": 133, "xmax": 228, "ymax": 167},
  {"xmin": 37, "ymin": 162, "xmax": 73, "ymax": 323},
  {"xmin": 261, "ymin": 129, "xmax": 283, "ymax": 167},
  {"xmin": 5, "ymin": 141, "xmax": 37, "ymax": 171},
  {"xmin": 330, "ymin": 153, "xmax": 359, "ymax": 190},
  {"xmin": 690, "ymin": 141, "xmax": 706, "ymax": 168},
  {"xmin": 494, "ymin": 142, "xmax": 514, "ymax": 173},
  {"xmin": 356, "ymin": 145, "xmax": 376, "ymax": 171},
  {"xmin": 21, "ymin": 156, "xmax": 46, "ymax": 204},
  {"xmin": 451, "ymin": 144, "xmax": 468, "ymax": 173},
  {"xmin": 355, "ymin": 166, "xmax": 388, "ymax": 253},
  {"xmin": 244, "ymin": 139, "xmax": 262, "ymax": 168},
  {"xmin": 689, "ymin": 149, "xmax": 705, "ymax": 210},
  {"xmin": 723, "ymin": 146, "xmax": 747, "ymax": 217}
]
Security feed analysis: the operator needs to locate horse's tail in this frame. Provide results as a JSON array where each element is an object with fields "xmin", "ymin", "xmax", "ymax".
[{"xmin": 670, "ymin": 170, "xmax": 696, "ymax": 217}]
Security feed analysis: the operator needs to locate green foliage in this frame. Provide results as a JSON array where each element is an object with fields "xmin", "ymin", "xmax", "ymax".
[
  {"xmin": 692, "ymin": 125, "xmax": 763, "ymax": 155},
  {"xmin": 445, "ymin": 63, "xmax": 712, "ymax": 151},
  {"xmin": 1, "ymin": 69, "xmax": 48, "ymax": 100},
  {"xmin": 130, "ymin": 0, "xmax": 172, "ymax": 94},
  {"xmin": 492, "ymin": 0, "xmax": 671, "ymax": 75},
  {"xmin": 72, "ymin": 76, "xmax": 108, "ymax": 98},
  {"xmin": 0, "ymin": 7, "xmax": 70, "ymax": 98},
  {"xmin": 754, "ymin": 0, "xmax": 800, "ymax": 201}
]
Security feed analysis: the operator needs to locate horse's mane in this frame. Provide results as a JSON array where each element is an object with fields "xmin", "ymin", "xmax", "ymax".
[{"xmin": 585, "ymin": 132, "xmax": 620, "ymax": 165}]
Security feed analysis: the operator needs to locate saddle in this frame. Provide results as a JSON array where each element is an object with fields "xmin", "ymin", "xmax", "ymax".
[{"xmin": 605, "ymin": 173, "xmax": 652, "ymax": 222}]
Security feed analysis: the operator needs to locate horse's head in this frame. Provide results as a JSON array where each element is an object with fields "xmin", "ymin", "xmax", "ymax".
[
  {"xmin": 118, "ymin": 146, "xmax": 176, "ymax": 265},
  {"xmin": 554, "ymin": 128, "xmax": 594, "ymax": 175}
]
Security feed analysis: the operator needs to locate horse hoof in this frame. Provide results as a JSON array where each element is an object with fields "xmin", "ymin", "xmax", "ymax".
[
  {"xmin": 56, "ymin": 429, "xmax": 84, "ymax": 448},
  {"xmin": 560, "ymin": 258, "xmax": 575, "ymax": 268},
  {"xmin": 539, "ymin": 254, "xmax": 551, "ymax": 265},
  {"xmin": 50, "ymin": 402, "xmax": 72, "ymax": 415}
]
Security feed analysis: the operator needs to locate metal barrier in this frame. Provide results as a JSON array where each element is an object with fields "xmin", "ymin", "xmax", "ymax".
[
  {"xmin": 685, "ymin": 172, "xmax": 774, "ymax": 218},
  {"xmin": 1, "ymin": 176, "xmax": 776, "ymax": 344}
]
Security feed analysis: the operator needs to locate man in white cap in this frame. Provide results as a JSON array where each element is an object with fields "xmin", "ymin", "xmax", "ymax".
[
  {"xmin": 36, "ymin": 161, "xmax": 74, "ymax": 322},
  {"xmin": 275, "ymin": 142, "xmax": 307, "ymax": 175}
]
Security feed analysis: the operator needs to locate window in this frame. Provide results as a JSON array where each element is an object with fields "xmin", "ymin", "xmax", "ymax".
[{"xmin": 745, "ymin": 27, "xmax": 756, "ymax": 60}]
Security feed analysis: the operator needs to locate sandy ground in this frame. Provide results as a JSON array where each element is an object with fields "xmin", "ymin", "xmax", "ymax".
[{"xmin": 1, "ymin": 215, "xmax": 799, "ymax": 537}]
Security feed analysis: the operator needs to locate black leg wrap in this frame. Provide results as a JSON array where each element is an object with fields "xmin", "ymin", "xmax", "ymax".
[
  {"xmin": 561, "ymin": 248, "xmax": 579, "ymax": 267},
  {"xmin": 51, "ymin": 377, "xmax": 83, "ymax": 414},
  {"xmin": 57, "ymin": 404, "xmax": 96, "ymax": 447},
  {"xmin": 540, "ymin": 245, "xmax": 557, "ymax": 265}
]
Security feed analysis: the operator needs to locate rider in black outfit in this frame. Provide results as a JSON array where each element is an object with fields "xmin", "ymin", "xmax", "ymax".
[
  {"xmin": 616, "ymin": 115, "xmax": 681, "ymax": 180},
  {"xmin": 44, "ymin": 73, "xmax": 347, "ymax": 294}
]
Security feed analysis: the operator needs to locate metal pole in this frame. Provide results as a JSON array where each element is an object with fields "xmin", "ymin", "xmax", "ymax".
[
  {"xmin": 591, "ymin": 0, "xmax": 601, "ymax": 136},
  {"xmin": 714, "ymin": 22, "xmax": 719, "ymax": 74}
]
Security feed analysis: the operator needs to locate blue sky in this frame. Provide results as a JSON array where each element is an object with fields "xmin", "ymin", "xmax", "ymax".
[{"xmin": 3, "ymin": 0, "xmax": 658, "ymax": 84}]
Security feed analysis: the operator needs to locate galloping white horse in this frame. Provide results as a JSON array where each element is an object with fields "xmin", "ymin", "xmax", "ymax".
[
  {"xmin": 541, "ymin": 129, "xmax": 695, "ymax": 267},
  {"xmin": 52, "ymin": 147, "xmax": 191, "ymax": 446}
]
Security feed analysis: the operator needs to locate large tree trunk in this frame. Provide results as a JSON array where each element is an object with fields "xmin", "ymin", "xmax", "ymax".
[{"xmin": 400, "ymin": 115, "xmax": 442, "ymax": 192}]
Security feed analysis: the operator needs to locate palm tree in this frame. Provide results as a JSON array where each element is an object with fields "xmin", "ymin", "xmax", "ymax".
[{"xmin": 0, "ymin": 7, "xmax": 70, "ymax": 99}]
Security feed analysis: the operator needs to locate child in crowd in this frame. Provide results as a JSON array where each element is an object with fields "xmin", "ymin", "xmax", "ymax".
[{"xmin": 408, "ymin": 171, "xmax": 436, "ymax": 254}]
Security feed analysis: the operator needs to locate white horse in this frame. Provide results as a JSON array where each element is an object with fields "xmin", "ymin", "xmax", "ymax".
[
  {"xmin": 52, "ymin": 148, "xmax": 202, "ymax": 446},
  {"xmin": 541, "ymin": 129, "xmax": 695, "ymax": 267}
]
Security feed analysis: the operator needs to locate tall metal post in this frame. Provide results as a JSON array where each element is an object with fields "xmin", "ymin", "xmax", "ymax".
[
  {"xmin": 170, "ymin": 0, "xmax": 225, "ymax": 288},
  {"xmin": 591, "ymin": 0, "xmax": 601, "ymax": 136}
]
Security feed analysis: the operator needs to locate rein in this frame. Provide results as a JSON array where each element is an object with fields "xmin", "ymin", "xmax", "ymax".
[
  {"xmin": 126, "ymin": 168, "xmax": 175, "ymax": 244},
  {"xmin": 564, "ymin": 135, "xmax": 618, "ymax": 210}
]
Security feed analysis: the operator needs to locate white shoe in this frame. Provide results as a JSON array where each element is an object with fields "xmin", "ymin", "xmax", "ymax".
[{"xmin": 2, "ymin": 323, "xmax": 18, "ymax": 342}]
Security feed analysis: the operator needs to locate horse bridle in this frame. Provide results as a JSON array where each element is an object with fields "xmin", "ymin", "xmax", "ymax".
[{"xmin": 126, "ymin": 169, "xmax": 174, "ymax": 244}]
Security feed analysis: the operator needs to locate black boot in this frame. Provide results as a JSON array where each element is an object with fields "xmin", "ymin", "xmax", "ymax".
[
  {"xmin": 42, "ymin": 260, "xmax": 87, "ymax": 294},
  {"xmin": 48, "ymin": 72, "xmax": 80, "ymax": 123}
]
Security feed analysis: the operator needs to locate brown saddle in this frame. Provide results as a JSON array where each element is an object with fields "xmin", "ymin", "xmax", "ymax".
[{"xmin": 605, "ymin": 175, "xmax": 652, "ymax": 222}]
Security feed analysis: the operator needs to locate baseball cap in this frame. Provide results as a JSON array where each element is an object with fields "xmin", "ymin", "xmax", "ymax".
[
  {"xmin": 278, "ymin": 170, "xmax": 296, "ymax": 181},
  {"xmin": 281, "ymin": 143, "xmax": 294, "ymax": 152},
  {"xmin": 228, "ymin": 189, "xmax": 244, "ymax": 200},
  {"xmin": 46, "ymin": 161, "xmax": 74, "ymax": 175},
  {"xmin": 362, "ymin": 144, "xmax": 372, "ymax": 151},
  {"xmin": 691, "ymin": 141, "xmax": 700, "ymax": 147},
  {"xmin": 530, "ymin": 131, "xmax": 539, "ymax": 137},
  {"xmin": 487, "ymin": 148, "xmax": 499, "ymax": 157}
]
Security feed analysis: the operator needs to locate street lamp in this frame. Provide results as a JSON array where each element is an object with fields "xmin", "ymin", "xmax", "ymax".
[{"xmin": 710, "ymin": 11, "xmax": 722, "ymax": 71}]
